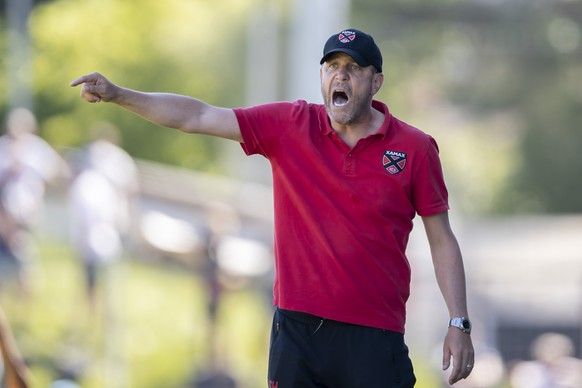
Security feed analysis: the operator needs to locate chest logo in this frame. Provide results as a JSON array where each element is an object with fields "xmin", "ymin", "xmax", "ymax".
[{"xmin": 382, "ymin": 150, "xmax": 407, "ymax": 175}]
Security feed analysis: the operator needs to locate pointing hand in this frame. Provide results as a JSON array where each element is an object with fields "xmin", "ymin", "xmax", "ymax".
[{"xmin": 70, "ymin": 72, "xmax": 118, "ymax": 103}]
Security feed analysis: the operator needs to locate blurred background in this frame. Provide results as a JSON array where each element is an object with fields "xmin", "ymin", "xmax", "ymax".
[{"xmin": 0, "ymin": 0, "xmax": 581, "ymax": 387}]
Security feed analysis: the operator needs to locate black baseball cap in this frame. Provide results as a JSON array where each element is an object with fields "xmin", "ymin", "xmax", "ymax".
[{"xmin": 320, "ymin": 28, "xmax": 383, "ymax": 73}]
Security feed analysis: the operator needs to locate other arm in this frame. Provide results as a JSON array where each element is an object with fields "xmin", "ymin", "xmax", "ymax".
[
  {"xmin": 0, "ymin": 307, "xmax": 30, "ymax": 388},
  {"xmin": 70, "ymin": 72, "xmax": 242, "ymax": 142},
  {"xmin": 422, "ymin": 211, "xmax": 474, "ymax": 385}
]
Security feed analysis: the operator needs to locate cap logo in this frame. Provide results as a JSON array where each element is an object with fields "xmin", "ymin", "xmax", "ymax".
[
  {"xmin": 382, "ymin": 150, "xmax": 407, "ymax": 175},
  {"xmin": 338, "ymin": 30, "xmax": 356, "ymax": 44}
]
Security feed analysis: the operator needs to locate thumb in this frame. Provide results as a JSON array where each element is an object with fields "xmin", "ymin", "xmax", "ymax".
[
  {"xmin": 443, "ymin": 347, "xmax": 452, "ymax": 371},
  {"xmin": 79, "ymin": 84, "xmax": 103, "ymax": 103}
]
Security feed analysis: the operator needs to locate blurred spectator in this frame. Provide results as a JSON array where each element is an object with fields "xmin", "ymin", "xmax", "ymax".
[
  {"xmin": 49, "ymin": 357, "xmax": 83, "ymax": 388},
  {"xmin": 0, "ymin": 305, "xmax": 30, "ymax": 388},
  {"xmin": 191, "ymin": 370, "xmax": 237, "ymax": 388},
  {"xmin": 509, "ymin": 332, "xmax": 582, "ymax": 388},
  {"xmin": 190, "ymin": 205, "xmax": 242, "ymax": 388},
  {"xmin": 0, "ymin": 107, "xmax": 67, "ymax": 295},
  {"xmin": 68, "ymin": 122, "xmax": 139, "ymax": 311}
]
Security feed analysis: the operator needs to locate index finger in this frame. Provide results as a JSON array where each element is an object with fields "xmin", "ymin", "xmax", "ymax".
[{"xmin": 69, "ymin": 73, "xmax": 99, "ymax": 87}]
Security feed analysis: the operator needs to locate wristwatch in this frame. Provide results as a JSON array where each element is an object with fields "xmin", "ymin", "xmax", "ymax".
[{"xmin": 448, "ymin": 317, "xmax": 472, "ymax": 334}]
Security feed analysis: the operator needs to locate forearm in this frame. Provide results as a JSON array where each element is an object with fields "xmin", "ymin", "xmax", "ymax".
[
  {"xmin": 423, "ymin": 212, "xmax": 474, "ymax": 384},
  {"xmin": 70, "ymin": 73, "xmax": 242, "ymax": 141},
  {"xmin": 0, "ymin": 310, "xmax": 29, "ymax": 387},
  {"xmin": 112, "ymin": 87, "xmax": 209, "ymax": 133},
  {"xmin": 422, "ymin": 213, "xmax": 469, "ymax": 318},
  {"xmin": 432, "ymin": 238, "xmax": 469, "ymax": 318}
]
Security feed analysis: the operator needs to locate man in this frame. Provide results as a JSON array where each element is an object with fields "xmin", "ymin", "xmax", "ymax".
[{"xmin": 71, "ymin": 28, "xmax": 474, "ymax": 387}]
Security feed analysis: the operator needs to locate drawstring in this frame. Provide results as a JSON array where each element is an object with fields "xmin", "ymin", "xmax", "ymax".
[{"xmin": 313, "ymin": 319, "xmax": 325, "ymax": 334}]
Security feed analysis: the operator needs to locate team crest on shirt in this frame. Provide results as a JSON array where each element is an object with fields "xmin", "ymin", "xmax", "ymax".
[
  {"xmin": 338, "ymin": 30, "xmax": 356, "ymax": 43},
  {"xmin": 382, "ymin": 150, "xmax": 407, "ymax": 175}
]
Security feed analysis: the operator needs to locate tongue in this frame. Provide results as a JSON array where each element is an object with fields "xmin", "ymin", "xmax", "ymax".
[{"xmin": 334, "ymin": 94, "xmax": 348, "ymax": 106}]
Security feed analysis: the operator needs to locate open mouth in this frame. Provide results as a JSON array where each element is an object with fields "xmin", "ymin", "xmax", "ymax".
[{"xmin": 333, "ymin": 90, "xmax": 349, "ymax": 107}]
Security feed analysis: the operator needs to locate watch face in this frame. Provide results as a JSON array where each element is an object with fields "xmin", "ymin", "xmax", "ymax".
[{"xmin": 462, "ymin": 319, "xmax": 471, "ymax": 329}]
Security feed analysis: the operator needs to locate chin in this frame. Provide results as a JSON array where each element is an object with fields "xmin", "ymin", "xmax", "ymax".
[
  {"xmin": 324, "ymin": 101, "xmax": 354, "ymax": 125},
  {"xmin": 329, "ymin": 110, "xmax": 353, "ymax": 125}
]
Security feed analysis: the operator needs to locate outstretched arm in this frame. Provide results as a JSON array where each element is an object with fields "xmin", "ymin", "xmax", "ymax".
[
  {"xmin": 422, "ymin": 211, "xmax": 474, "ymax": 385},
  {"xmin": 70, "ymin": 72, "xmax": 242, "ymax": 142},
  {"xmin": 0, "ymin": 307, "xmax": 30, "ymax": 388}
]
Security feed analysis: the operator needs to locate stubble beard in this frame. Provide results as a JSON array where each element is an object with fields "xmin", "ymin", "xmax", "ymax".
[{"xmin": 322, "ymin": 86, "xmax": 373, "ymax": 126}]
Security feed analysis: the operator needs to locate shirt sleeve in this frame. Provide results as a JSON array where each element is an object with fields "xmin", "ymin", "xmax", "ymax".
[
  {"xmin": 412, "ymin": 136, "xmax": 450, "ymax": 217},
  {"xmin": 234, "ymin": 101, "xmax": 302, "ymax": 158}
]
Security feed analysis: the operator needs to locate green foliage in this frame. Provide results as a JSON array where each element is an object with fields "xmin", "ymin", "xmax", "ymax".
[
  {"xmin": 27, "ymin": 0, "xmax": 253, "ymax": 170},
  {"xmin": 3, "ymin": 0, "xmax": 582, "ymax": 213},
  {"xmin": 0, "ymin": 17, "xmax": 6, "ymax": 111},
  {"xmin": 354, "ymin": 0, "xmax": 582, "ymax": 214}
]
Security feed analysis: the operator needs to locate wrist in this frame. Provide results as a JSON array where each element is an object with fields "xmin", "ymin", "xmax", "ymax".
[
  {"xmin": 448, "ymin": 317, "xmax": 472, "ymax": 334},
  {"xmin": 109, "ymin": 85, "xmax": 126, "ymax": 104}
]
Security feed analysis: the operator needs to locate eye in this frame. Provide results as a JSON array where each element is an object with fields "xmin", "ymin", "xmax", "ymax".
[{"xmin": 350, "ymin": 64, "xmax": 361, "ymax": 71}]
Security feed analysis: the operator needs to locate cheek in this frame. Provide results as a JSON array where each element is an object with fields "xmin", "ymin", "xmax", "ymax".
[
  {"xmin": 320, "ymin": 79, "xmax": 332, "ymax": 96},
  {"xmin": 321, "ymin": 73, "xmax": 332, "ymax": 85}
]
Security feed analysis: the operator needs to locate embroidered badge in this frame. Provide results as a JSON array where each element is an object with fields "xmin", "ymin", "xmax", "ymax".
[
  {"xmin": 382, "ymin": 150, "xmax": 407, "ymax": 175},
  {"xmin": 338, "ymin": 30, "xmax": 356, "ymax": 43}
]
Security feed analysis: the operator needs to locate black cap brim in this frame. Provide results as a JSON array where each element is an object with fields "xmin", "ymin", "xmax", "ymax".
[{"xmin": 320, "ymin": 49, "xmax": 374, "ymax": 70}]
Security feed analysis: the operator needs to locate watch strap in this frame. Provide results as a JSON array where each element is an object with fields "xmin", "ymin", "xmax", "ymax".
[{"xmin": 449, "ymin": 317, "xmax": 471, "ymax": 334}]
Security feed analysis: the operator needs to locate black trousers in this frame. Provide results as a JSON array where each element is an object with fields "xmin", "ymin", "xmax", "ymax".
[{"xmin": 268, "ymin": 308, "xmax": 416, "ymax": 388}]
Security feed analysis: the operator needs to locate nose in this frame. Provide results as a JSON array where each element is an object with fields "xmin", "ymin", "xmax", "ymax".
[{"xmin": 334, "ymin": 66, "xmax": 349, "ymax": 81}]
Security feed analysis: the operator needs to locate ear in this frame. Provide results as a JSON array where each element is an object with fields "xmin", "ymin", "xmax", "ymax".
[{"xmin": 371, "ymin": 72, "xmax": 384, "ymax": 95}]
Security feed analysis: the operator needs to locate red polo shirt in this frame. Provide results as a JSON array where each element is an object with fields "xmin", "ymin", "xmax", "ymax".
[{"xmin": 235, "ymin": 100, "xmax": 449, "ymax": 333}]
